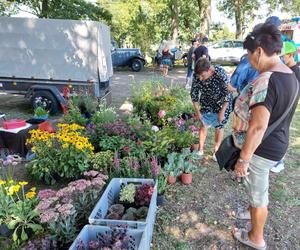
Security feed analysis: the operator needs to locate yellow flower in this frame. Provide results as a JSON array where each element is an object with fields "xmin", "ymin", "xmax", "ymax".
[
  {"xmin": 25, "ymin": 191, "xmax": 36, "ymax": 199},
  {"xmin": 31, "ymin": 146, "xmax": 36, "ymax": 152},
  {"xmin": 62, "ymin": 143, "xmax": 69, "ymax": 149},
  {"xmin": 7, "ymin": 184, "xmax": 20, "ymax": 195},
  {"xmin": 0, "ymin": 180, "xmax": 6, "ymax": 185},
  {"xmin": 30, "ymin": 187, "xmax": 36, "ymax": 192},
  {"xmin": 19, "ymin": 181, "xmax": 28, "ymax": 186}
]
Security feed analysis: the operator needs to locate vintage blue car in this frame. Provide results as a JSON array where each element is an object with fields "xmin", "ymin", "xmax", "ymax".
[{"xmin": 111, "ymin": 41, "xmax": 146, "ymax": 72}]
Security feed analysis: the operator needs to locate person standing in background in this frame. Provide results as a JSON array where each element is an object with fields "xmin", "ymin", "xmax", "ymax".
[
  {"xmin": 193, "ymin": 37, "xmax": 210, "ymax": 62},
  {"xmin": 185, "ymin": 39, "xmax": 199, "ymax": 89}
]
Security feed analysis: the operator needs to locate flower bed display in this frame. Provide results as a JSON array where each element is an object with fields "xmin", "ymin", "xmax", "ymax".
[{"xmin": 89, "ymin": 178, "xmax": 157, "ymax": 248}]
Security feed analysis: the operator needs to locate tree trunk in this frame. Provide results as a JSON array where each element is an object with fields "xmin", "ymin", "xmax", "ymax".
[
  {"xmin": 41, "ymin": 0, "xmax": 49, "ymax": 18},
  {"xmin": 170, "ymin": 0, "xmax": 179, "ymax": 42},
  {"xmin": 197, "ymin": 0, "xmax": 211, "ymax": 36},
  {"xmin": 235, "ymin": 0, "xmax": 243, "ymax": 39}
]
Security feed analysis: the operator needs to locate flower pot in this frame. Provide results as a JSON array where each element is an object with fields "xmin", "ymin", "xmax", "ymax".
[
  {"xmin": 181, "ymin": 173, "xmax": 192, "ymax": 185},
  {"xmin": 191, "ymin": 144, "xmax": 199, "ymax": 151},
  {"xmin": 34, "ymin": 114, "xmax": 49, "ymax": 120},
  {"xmin": 167, "ymin": 175, "xmax": 176, "ymax": 184},
  {"xmin": 0, "ymin": 224, "xmax": 12, "ymax": 238},
  {"xmin": 157, "ymin": 193, "xmax": 165, "ymax": 206}
]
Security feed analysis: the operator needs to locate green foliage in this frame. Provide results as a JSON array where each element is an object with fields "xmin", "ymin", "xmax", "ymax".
[
  {"xmin": 90, "ymin": 151, "xmax": 114, "ymax": 175},
  {"xmin": 34, "ymin": 106, "xmax": 48, "ymax": 117},
  {"xmin": 92, "ymin": 102, "xmax": 117, "ymax": 125},
  {"xmin": 120, "ymin": 184, "xmax": 136, "ymax": 203},
  {"xmin": 210, "ymin": 23, "xmax": 235, "ymax": 42},
  {"xmin": 63, "ymin": 100, "xmax": 87, "ymax": 126},
  {"xmin": 157, "ymin": 171, "xmax": 167, "ymax": 194},
  {"xmin": 14, "ymin": 0, "xmax": 111, "ymax": 21},
  {"xmin": 0, "ymin": 1, "xmax": 16, "ymax": 16},
  {"xmin": 164, "ymin": 152, "xmax": 182, "ymax": 177}
]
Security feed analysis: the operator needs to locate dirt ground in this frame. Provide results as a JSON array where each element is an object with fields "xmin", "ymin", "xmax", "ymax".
[{"xmin": 1, "ymin": 66, "xmax": 299, "ymax": 250}]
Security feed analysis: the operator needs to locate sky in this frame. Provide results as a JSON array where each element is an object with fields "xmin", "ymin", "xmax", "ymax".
[{"xmin": 14, "ymin": 0, "xmax": 292, "ymax": 33}]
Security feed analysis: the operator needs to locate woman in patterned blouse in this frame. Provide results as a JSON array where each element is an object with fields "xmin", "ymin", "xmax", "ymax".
[{"xmin": 190, "ymin": 58, "xmax": 233, "ymax": 160}]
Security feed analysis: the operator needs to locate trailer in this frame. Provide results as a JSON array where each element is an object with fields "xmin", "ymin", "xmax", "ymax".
[{"xmin": 0, "ymin": 17, "xmax": 113, "ymax": 114}]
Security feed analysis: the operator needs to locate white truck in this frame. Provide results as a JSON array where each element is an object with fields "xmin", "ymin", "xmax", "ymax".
[{"xmin": 0, "ymin": 17, "xmax": 113, "ymax": 114}]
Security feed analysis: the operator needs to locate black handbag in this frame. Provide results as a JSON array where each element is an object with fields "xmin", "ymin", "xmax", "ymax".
[{"xmin": 216, "ymin": 81, "xmax": 299, "ymax": 171}]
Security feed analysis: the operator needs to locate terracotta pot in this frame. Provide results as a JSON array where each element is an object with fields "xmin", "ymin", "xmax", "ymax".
[
  {"xmin": 181, "ymin": 173, "xmax": 192, "ymax": 184},
  {"xmin": 191, "ymin": 144, "xmax": 199, "ymax": 151},
  {"xmin": 167, "ymin": 175, "xmax": 176, "ymax": 184}
]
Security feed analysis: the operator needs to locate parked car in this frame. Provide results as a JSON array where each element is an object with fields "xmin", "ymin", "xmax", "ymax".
[
  {"xmin": 208, "ymin": 40, "xmax": 246, "ymax": 65},
  {"xmin": 111, "ymin": 41, "xmax": 146, "ymax": 72}
]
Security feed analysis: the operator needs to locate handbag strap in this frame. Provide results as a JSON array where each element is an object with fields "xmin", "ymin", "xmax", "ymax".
[{"xmin": 262, "ymin": 81, "xmax": 299, "ymax": 140}]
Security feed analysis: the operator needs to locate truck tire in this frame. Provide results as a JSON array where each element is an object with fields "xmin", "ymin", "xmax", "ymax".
[
  {"xmin": 31, "ymin": 90, "xmax": 59, "ymax": 115},
  {"xmin": 131, "ymin": 59, "xmax": 143, "ymax": 72}
]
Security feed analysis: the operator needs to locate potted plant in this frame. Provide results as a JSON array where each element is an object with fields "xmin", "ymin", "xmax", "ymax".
[
  {"xmin": 179, "ymin": 150, "xmax": 199, "ymax": 185},
  {"xmin": 34, "ymin": 106, "xmax": 49, "ymax": 120},
  {"xmin": 156, "ymin": 171, "xmax": 167, "ymax": 206},
  {"xmin": 164, "ymin": 152, "xmax": 181, "ymax": 184}
]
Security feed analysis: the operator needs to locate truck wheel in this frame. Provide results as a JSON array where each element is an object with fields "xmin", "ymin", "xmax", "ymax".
[
  {"xmin": 32, "ymin": 90, "xmax": 59, "ymax": 115},
  {"xmin": 131, "ymin": 59, "xmax": 143, "ymax": 72}
]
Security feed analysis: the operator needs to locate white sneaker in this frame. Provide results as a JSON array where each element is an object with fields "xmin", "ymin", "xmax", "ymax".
[
  {"xmin": 195, "ymin": 150, "xmax": 204, "ymax": 158},
  {"xmin": 270, "ymin": 160, "xmax": 285, "ymax": 173},
  {"xmin": 212, "ymin": 153, "xmax": 217, "ymax": 162}
]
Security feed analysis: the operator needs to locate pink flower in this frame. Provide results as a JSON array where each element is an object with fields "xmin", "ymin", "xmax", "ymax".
[
  {"xmin": 123, "ymin": 146, "xmax": 131, "ymax": 153},
  {"xmin": 57, "ymin": 203, "xmax": 75, "ymax": 217},
  {"xmin": 38, "ymin": 189, "xmax": 57, "ymax": 200},
  {"xmin": 40, "ymin": 209, "xmax": 59, "ymax": 223},
  {"xmin": 151, "ymin": 157, "xmax": 159, "ymax": 177},
  {"xmin": 36, "ymin": 200, "xmax": 51, "ymax": 212},
  {"xmin": 91, "ymin": 177, "xmax": 106, "ymax": 187},
  {"xmin": 84, "ymin": 170, "xmax": 100, "ymax": 178},
  {"xmin": 158, "ymin": 110, "xmax": 166, "ymax": 118}
]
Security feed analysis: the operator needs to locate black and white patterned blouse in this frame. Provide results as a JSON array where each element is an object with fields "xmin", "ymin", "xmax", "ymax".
[{"xmin": 190, "ymin": 65, "xmax": 233, "ymax": 114}]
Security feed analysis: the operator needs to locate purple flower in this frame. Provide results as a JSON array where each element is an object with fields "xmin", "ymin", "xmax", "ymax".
[
  {"xmin": 84, "ymin": 170, "xmax": 100, "ymax": 178},
  {"xmin": 89, "ymin": 240, "xmax": 100, "ymax": 249},
  {"xmin": 40, "ymin": 209, "xmax": 59, "ymax": 223},
  {"xmin": 57, "ymin": 203, "xmax": 75, "ymax": 217},
  {"xmin": 38, "ymin": 189, "xmax": 57, "ymax": 200},
  {"xmin": 91, "ymin": 177, "xmax": 106, "ymax": 187},
  {"xmin": 151, "ymin": 157, "xmax": 159, "ymax": 177}
]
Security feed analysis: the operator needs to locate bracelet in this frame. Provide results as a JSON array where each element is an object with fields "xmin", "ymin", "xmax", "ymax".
[{"xmin": 237, "ymin": 158, "xmax": 250, "ymax": 164}]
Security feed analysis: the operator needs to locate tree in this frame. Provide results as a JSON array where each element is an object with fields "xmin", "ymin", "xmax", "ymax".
[
  {"xmin": 210, "ymin": 22, "xmax": 235, "ymax": 41},
  {"xmin": 13, "ymin": 0, "xmax": 111, "ymax": 21},
  {"xmin": 0, "ymin": 1, "xmax": 17, "ymax": 16},
  {"xmin": 266, "ymin": 0, "xmax": 300, "ymax": 16},
  {"xmin": 217, "ymin": 0, "xmax": 259, "ymax": 39}
]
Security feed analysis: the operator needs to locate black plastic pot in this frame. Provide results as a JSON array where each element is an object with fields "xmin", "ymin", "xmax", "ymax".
[
  {"xmin": 157, "ymin": 193, "xmax": 165, "ymax": 206},
  {"xmin": 0, "ymin": 224, "xmax": 12, "ymax": 238}
]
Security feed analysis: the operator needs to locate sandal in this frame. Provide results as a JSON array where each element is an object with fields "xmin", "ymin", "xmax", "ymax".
[
  {"xmin": 236, "ymin": 209, "xmax": 251, "ymax": 220},
  {"xmin": 233, "ymin": 228, "xmax": 267, "ymax": 250}
]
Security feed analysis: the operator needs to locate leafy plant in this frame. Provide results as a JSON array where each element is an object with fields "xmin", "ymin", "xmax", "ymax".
[
  {"xmin": 36, "ymin": 171, "xmax": 108, "ymax": 245},
  {"xmin": 90, "ymin": 151, "xmax": 114, "ymax": 175},
  {"xmin": 157, "ymin": 171, "xmax": 167, "ymax": 194},
  {"xmin": 0, "ymin": 154, "xmax": 22, "ymax": 181},
  {"xmin": 135, "ymin": 183, "xmax": 154, "ymax": 207},
  {"xmin": 164, "ymin": 152, "xmax": 182, "ymax": 177},
  {"xmin": 92, "ymin": 101, "xmax": 117, "ymax": 125},
  {"xmin": 76, "ymin": 227, "xmax": 130, "ymax": 250},
  {"xmin": 26, "ymin": 123, "xmax": 94, "ymax": 184},
  {"xmin": 34, "ymin": 106, "xmax": 48, "ymax": 117},
  {"xmin": 119, "ymin": 184, "xmax": 136, "ymax": 204},
  {"xmin": 63, "ymin": 100, "xmax": 88, "ymax": 126},
  {"xmin": 0, "ymin": 180, "xmax": 42, "ymax": 245}
]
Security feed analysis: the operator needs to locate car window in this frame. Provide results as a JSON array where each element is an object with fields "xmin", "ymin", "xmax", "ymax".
[
  {"xmin": 233, "ymin": 41, "xmax": 243, "ymax": 48},
  {"xmin": 223, "ymin": 41, "xmax": 233, "ymax": 48}
]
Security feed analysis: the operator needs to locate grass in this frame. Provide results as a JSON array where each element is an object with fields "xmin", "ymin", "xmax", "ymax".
[{"xmin": 153, "ymin": 103, "xmax": 300, "ymax": 250}]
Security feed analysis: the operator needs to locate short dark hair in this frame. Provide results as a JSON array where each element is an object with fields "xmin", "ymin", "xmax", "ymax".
[
  {"xmin": 243, "ymin": 23, "xmax": 282, "ymax": 56},
  {"xmin": 194, "ymin": 58, "xmax": 211, "ymax": 74},
  {"xmin": 202, "ymin": 37, "xmax": 209, "ymax": 43}
]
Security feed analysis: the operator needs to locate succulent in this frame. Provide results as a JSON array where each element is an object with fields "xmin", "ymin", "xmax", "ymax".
[
  {"xmin": 106, "ymin": 212, "xmax": 121, "ymax": 220},
  {"xmin": 119, "ymin": 184, "xmax": 136, "ymax": 204},
  {"xmin": 108, "ymin": 204, "xmax": 125, "ymax": 216},
  {"xmin": 122, "ymin": 212, "xmax": 136, "ymax": 221},
  {"xmin": 135, "ymin": 183, "xmax": 154, "ymax": 206},
  {"xmin": 136, "ymin": 206, "xmax": 148, "ymax": 220}
]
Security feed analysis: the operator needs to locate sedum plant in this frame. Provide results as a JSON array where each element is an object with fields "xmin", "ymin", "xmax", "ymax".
[{"xmin": 119, "ymin": 184, "xmax": 136, "ymax": 204}]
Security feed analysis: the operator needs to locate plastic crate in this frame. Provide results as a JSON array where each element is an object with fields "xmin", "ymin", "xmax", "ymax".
[
  {"xmin": 3, "ymin": 119, "xmax": 26, "ymax": 129},
  {"xmin": 69, "ymin": 225, "xmax": 146, "ymax": 250},
  {"xmin": 88, "ymin": 178, "xmax": 157, "ymax": 250}
]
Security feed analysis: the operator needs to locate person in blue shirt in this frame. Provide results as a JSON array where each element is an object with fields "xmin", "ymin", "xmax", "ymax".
[{"xmin": 230, "ymin": 56, "xmax": 259, "ymax": 92}]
